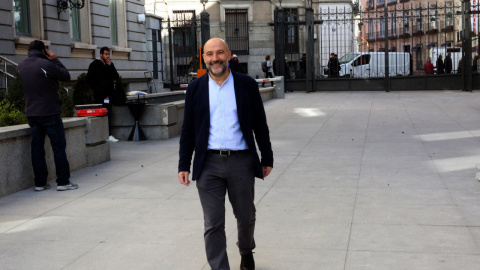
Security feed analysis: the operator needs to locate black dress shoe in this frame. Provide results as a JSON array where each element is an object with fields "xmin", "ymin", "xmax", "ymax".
[{"xmin": 240, "ymin": 252, "xmax": 255, "ymax": 270}]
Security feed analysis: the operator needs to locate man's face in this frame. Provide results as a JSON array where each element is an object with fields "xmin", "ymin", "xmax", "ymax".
[
  {"xmin": 101, "ymin": 51, "xmax": 111, "ymax": 62},
  {"xmin": 203, "ymin": 39, "xmax": 231, "ymax": 77}
]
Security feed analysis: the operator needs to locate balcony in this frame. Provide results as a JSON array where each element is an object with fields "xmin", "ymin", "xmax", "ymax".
[
  {"xmin": 426, "ymin": 28, "xmax": 439, "ymax": 34},
  {"xmin": 441, "ymin": 25, "xmax": 454, "ymax": 33},
  {"xmin": 413, "ymin": 30, "xmax": 424, "ymax": 37},
  {"xmin": 376, "ymin": 31, "xmax": 386, "ymax": 41},
  {"xmin": 367, "ymin": 34, "xmax": 376, "ymax": 42},
  {"xmin": 400, "ymin": 0, "xmax": 410, "ymax": 2},
  {"xmin": 389, "ymin": 32, "xmax": 397, "ymax": 39},
  {"xmin": 397, "ymin": 26, "xmax": 410, "ymax": 38}
]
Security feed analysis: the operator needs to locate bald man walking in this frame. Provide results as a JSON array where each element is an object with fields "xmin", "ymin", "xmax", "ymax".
[{"xmin": 178, "ymin": 38, "xmax": 273, "ymax": 270}]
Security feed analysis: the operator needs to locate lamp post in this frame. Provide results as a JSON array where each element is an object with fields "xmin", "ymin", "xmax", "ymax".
[
  {"xmin": 57, "ymin": 0, "xmax": 85, "ymax": 18},
  {"xmin": 200, "ymin": 0, "xmax": 210, "ymax": 49}
]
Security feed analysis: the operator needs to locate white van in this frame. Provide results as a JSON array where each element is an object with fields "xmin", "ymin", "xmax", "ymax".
[{"xmin": 338, "ymin": 52, "xmax": 412, "ymax": 78}]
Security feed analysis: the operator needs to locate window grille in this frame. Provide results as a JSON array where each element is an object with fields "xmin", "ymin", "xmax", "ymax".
[
  {"xmin": 225, "ymin": 9, "xmax": 249, "ymax": 54},
  {"xmin": 284, "ymin": 8, "xmax": 299, "ymax": 53}
]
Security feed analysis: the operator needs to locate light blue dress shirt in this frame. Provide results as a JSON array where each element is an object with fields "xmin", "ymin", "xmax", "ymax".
[{"xmin": 207, "ymin": 70, "xmax": 248, "ymax": 150}]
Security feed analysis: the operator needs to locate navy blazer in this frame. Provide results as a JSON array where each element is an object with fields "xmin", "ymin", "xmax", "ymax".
[{"xmin": 178, "ymin": 71, "xmax": 273, "ymax": 180}]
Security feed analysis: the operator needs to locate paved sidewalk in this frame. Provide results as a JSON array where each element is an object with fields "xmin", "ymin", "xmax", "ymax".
[{"xmin": 2, "ymin": 91, "xmax": 480, "ymax": 270}]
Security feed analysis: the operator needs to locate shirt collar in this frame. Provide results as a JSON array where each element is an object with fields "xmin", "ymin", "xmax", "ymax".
[{"xmin": 208, "ymin": 69, "xmax": 233, "ymax": 88}]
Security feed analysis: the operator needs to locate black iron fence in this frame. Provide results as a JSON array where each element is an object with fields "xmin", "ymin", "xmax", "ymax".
[{"xmin": 311, "ymin": 1, "xmax": 480, "ymax": 80}]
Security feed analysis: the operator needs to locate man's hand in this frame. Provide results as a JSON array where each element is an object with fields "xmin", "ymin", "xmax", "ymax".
[
  {"xmin": 262, "ymin": 166, "xmax": 273, "ymax": 178},
  {"xmin": 178, "ymin": 171, "xmax": 191, "ymax": 186},
  {"xmin": 45, "ymin": 49, "xmax": 57, "ymax": 60},
  {"xmin": 106, "ymin": 58, "xmax": 112, "ymax": 65}
]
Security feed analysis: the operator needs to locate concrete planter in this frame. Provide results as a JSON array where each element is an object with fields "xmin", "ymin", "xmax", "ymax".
[
  {"xmin": 111, "ymin": 101, "xmax": 185, "ymax": 140},
  {"xmin": 0, "ymin": 117, "xmax": 110, "ymax": 197}
]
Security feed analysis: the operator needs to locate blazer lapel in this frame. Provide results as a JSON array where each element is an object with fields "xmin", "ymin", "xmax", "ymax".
[
  {"xmin": 232, "ymin": 72, "xmax": 244, "ymax": 123},
  {"xmin": 200, "ymin": 75, "xmax": 210, "ymax": 129}
]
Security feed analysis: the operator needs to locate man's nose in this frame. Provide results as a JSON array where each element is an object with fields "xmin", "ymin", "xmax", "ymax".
[{"xmin": 212, "ymin": 53, "xmax": 220, "ymax": 61}]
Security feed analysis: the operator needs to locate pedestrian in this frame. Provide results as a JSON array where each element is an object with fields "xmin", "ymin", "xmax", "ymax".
[
  {"xmin": 425, "ymin": 57, "xmax": 434, "ymax": 75},
  {"xmin": 16, "ymin": 40, "xmax": 78, "ymax": 191},
  {"xmin": 229, "ymin": 54, "xmax": 246, "ymax": 74},
  {"xmin": 178, "ymin": 37, "xmax": 274, "ymax": 270},
  {"xmin": 299, "ymin": 53, "xmax": 306, "ymax": 78},
  {"xmin": 436, "ymin": 54, "xmax": 445, "ymax": 74},
  {"xmin": 328, "ymin": 53, "xmax": 338, "ymax": 78},
  {"xmin": 86, "ymin": 46, "xmax": 120, "ymax": 142},
  {"xmin": 458, "ymin": 57, "xmax": 463, "ymax": 74},
  {"xmin": 189, "ymin": 53, "xmax": 200, "ymax": 73},
  {"xmin": 284, "ymin": 56, "xmax": 291, "ymax": 79},
  {"xmin": 262, "ymin": 55, "xmax": 274, "ymax": 87},
  {"xmin": 334, "ymin": 53, "xmax": 341, "ymax": 77},
  {"xmin": 445, "ymin": 52, "xmax": 453, "ymax": 74},
  {"xmin": 472, "ymin": 55, "xmax": 479, "ymax": 72}
]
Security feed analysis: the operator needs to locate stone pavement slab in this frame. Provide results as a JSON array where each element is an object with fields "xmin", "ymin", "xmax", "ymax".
[{"xmin": 1, "ymin": 91, "xmax": 480, "ymax": 269}]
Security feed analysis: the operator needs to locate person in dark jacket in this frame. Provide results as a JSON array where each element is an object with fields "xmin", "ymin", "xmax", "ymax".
[
  {"xmin": 436, "ymin": 55, "xmax": 445, "ymax": 74},
  {"xmin": 178, "ymin": 38, "xmax": 273, "ymax": 270},
  {"xmin": 299, "ymin": 53, "xmax": 306, "ymax": 78},
  {"xmin": 458, "ymin": 57, "xmax": 463, "ymax": 74},
  {"xmin": 228, "ymin": 54, "xmax": 246, "ymax": 74},
  {"xmin": 473, "ymin": 55, "xmax": 479, "ymax": 72},
  {"xmin": 328, "ymin": 53, "xmax": 339, "ymax": 78},
  {"xmin": 16, "ymin": 40, "xmax": 78, "ymax": 192},
  {"xmin": 334, "ymin": 54, "xmax": 341, "ymax": 77},
  {"xmin": 445, "ymin": 52, "xmax": 453, "ymax": 74},
  {"xmin": 86, "ymin": 47, "xmax": 120, "ymax": 142}
]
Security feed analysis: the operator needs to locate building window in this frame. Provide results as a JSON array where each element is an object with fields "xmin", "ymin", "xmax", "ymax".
[
  {"xmin": 14, "ymin": 0, "xmax": 30, "ymax": 36},
  {"xmin": 390, "ymin": 13, "xmax": 397, "ymax": 37},
  {"xmin": 367, "ymin": 0, "xmax": 374, "ymax": 10},
  {"xmin": 415, "ymin": 10, "xmax": 423, "ymax": 31},
  {"xmin": 70, "ymin": 8, "xmax": 81, "ymax": 42},
  {"xmin": 225, "ymin": 9, "xmax": 249, "ymax": 55},
  {"xmin": 172, "ymin": 10, "xmax": 196, "ymax": 57},
  {"xmin": 446, "ymin": 2, "xmax": 454, "ymax": 27},
  {"xmin": 379, "ymin": 17, "xmax": 385, "ymax": 39},
  {"xmin": 403, "ymin": 13, "xmax": 410, "ymax": 34},
  {"xmin": 110, "ymin": 0, "xmax": 118, "ymax": 45},
  {"xmin": 368, "ymin": 18, "xmax": 374, "ymax": 40},
  {"xmin": 429, "ymin": 7, "xmax": 437, "ymax": 30},
  {"xmin": 284, "ymin": 8, "xmax": 299, "ymax": 53}
]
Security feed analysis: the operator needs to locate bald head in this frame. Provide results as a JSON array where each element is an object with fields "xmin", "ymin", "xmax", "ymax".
[{"xmin": 204, "ymin": 38, "xmax": 229, "ymax": 53}]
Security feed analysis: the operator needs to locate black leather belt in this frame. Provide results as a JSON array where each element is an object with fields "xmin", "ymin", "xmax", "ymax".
[{"xmin": 207, "ymin": 149, "xmax": 249, "ymax": 156}]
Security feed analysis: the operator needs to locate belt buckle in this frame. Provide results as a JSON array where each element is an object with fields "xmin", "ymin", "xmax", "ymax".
[{"xmin": 219, "ymin": 150, "xmax": 230, "ymax": 156}]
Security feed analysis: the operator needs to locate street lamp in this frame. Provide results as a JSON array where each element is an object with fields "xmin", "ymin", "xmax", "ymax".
[
  {"xmin": 57, "ymin": 0, "xmax": 85, "ymax": 17},
  {"xmin": 200, "ymin": 0, "xmax": 208, "ymax": 11}
]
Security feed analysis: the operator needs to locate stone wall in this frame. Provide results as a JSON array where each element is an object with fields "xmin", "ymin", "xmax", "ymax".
[{"xmin": 0, "ymin": 117, "xmax": 110, "ymax": 198}]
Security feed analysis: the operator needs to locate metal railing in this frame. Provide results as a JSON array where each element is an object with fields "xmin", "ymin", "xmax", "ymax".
[{"xmin": 0, "ymin": 56, "xmax": 18, "ymax": 95}]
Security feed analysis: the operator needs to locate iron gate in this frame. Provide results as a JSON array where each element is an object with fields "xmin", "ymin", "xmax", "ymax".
[{"xmin": 274, "ymin": 1, "xmax": 480, "ymax": 92}]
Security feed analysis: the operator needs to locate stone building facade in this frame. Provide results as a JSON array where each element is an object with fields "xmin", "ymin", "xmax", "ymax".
[
  {"xmin": 1, "ymin": 0, "xmax": 151, "ymax": 92},
  {"xmin": 359, "ymin": 0, "xmax": 477, "ymax": 73}
]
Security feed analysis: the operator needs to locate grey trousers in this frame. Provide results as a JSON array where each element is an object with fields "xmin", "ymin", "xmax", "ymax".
[{"xmin": 196, "ymin": 151, "xmax": 256, "ymax": 270}]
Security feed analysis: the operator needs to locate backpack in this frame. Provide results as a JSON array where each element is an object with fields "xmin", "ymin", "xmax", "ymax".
[{"xmin": 261, "ymin": 61, "xmax": 268, "ymax": 72}]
